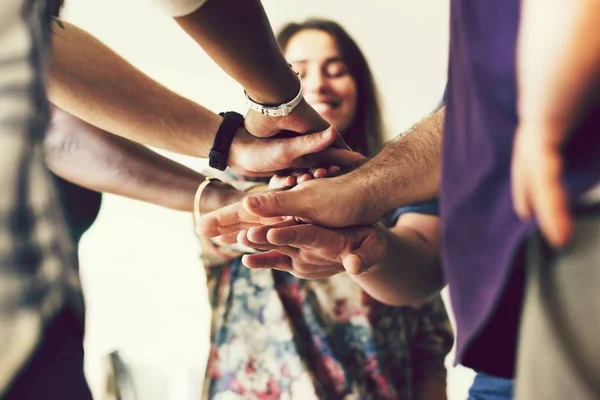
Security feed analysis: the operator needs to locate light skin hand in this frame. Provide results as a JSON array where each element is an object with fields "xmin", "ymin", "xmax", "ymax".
[
  {"xmin": 239, "ymin": 108, "xmax": 445, "ymax": 227},
  {"xmin": 268, "ymin": 165, "xmax": 341, "ymax": 190},
  {"xmin": 240, "ymin": 213, "xmax": 443, "ymax": 306},
  {"xmin": 245, "ymin": 98, "xmax": 351, "ymax": 150},
  {"xmin": 237, "ymin": 222, "xmax": 387, "ymax": 279},
  {"xmin": 512, "ymin": 0, "xmax": 600, "ymax": 248},
  {"xmin": 229, "ymin": 126, "xmax": 363, "ymax": 177},
  {"xmin": 196, "ymin": 172, "xmax": 375, "ymax": 240},
  {"xmin": 196, "ymin": 162, "xmax": 350, "ymax": 239},
  {"xmin": 243, "ymin": 174, "xmax": 376, "ymax": 227},
  {"xmin": 511, "ymin": 123, "xmax": 573, "ymax": 247}
]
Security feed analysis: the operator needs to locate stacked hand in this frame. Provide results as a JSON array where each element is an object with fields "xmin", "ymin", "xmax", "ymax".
[
  {"xmin": 237, "ymin": 221, "xmax": 387, "ymax": 279},
  {"xmin": 229, "ymin": 99, "xmax": 363, "ymax": 177},
  {"xmin": 196, "ymin": 166, "xmax": 388, "ymax": 278}
]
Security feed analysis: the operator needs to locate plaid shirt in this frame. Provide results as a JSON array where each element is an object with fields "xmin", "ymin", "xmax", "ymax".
[{"xmin": 0, "ymin": 0, "xmax": 83, "ymax": 395}]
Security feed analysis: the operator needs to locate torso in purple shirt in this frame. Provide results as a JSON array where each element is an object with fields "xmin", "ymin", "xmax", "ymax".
[{"xmin": 442, "ymin": 0, "xmax": 600, "ymax": 377}]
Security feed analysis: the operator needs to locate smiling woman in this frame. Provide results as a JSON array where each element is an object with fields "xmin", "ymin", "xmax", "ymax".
[{"xmin": 278, "ymin": 19, "xmax": 384, "ymax": 157}]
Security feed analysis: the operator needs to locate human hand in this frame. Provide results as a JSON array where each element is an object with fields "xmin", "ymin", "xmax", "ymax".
[
  {"xmin": 235, "ymin": 222, "xmax": 387, "ymax": 279},
  {"xmin": 245, "ymin": 98, "xmax": 338, "ymax": 140},
  {"xmin": 268, "ymin": 165, "xmax": 341, "ymax": 190},
  {"xmin": 228, "ymin": 125, "xmax": 363, "ymax": 177},
  {"xmin": 196, "ymin": 165, "xmax": 340, "ymax": 239},
  {"xmin": 511, "ymin": 122, "xmax": 573, "ymax": 248},
  {"xmin": 197, "ymin": 172, "xmax": 384, "ymax": 241}
]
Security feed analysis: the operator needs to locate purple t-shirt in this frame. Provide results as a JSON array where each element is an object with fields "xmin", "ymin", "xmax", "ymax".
[{"xmin": 442, "ymin": 0, "xmax": 600, "ymax": 377}]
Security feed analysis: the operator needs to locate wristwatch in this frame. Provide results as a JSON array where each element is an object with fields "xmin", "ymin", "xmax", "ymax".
[{"xmin": 244, "ymin": 65, "xmax": 303, "ymax": 117}]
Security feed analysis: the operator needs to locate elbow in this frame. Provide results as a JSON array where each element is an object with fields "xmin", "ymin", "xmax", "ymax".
[{"xmin": 43, "ymin": 112, "xmax": 78, "ymax": 177}]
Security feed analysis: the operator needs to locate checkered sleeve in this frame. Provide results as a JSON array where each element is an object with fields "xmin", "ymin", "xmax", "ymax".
[{"xmin": 0, "ymin": 0, "xmax": 78, "ymax": 395}]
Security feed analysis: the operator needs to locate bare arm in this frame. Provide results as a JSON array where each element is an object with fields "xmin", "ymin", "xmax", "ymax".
[
  {"xmin": 512, "ymin": 0, "xmax": 600, "ymax": 247},
  {"xmin": 348, "ymin": 214, "xmax": 443, "ymax": 307},
  {"xmin": 352, "ymin": 108, "xmax": 444, "ymax": 221},
  {"xmin": 174, "ymin": 0, "xmax": 333, "ymax": 139},
  {"xmin": 48, "ymin": 21, "xmax": 349, "ymax": 176},
  {"xmin": 45, "ymin": 107, "xmax": 242, "ymax": 212},
  {"xmin": 175, "ymin": 0, "xmax": 297, "ymax": 105},
  {"xmin": 49, "ymin": 20, "xmax": 221, "ymax": 159},
  {"xmin": 517, "ymin": 0, "xmax": 600, "ymax": 128}
]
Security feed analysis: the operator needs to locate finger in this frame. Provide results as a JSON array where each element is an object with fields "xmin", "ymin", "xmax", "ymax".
[
  {"xmin": 197, "ymin": 218, "xmax": 263, "ymax": 238},
  {"xmin": 332, "ymin": 131, "xmax": 351, "ymax": 150},
  {"xmin": 213, "ymin": 232, "xmax": 240, "ymax": 246},
  {"xmin": 267, "ymin": 224, "xmax": 338, "ymax": 248},
  {"xmin": 242, "ymin": 250, "xmax": 292, "ymax": 270},
  {"xmin": 246, "ymin": 219, "xmax": 299, "ymax": 244},
  {"xmin": 244, "ymin": 189, "xmax": 314, "ymax": 219},
  {"xmin": 311, "ymin": 168, "xmax": 328, "ymax": 179},
  {"xmin": 297, "ymin": 174, "xmax": 313, "ymax": 184},
  {"xmin": 269, "ymin": 175, "xmax": 296, "ymax": 190},
  {"xmin": 342, "ymin": 229, "xmax": 386, "ymax": 275},
  {"xmin": 196, "ymin": 203, "xmax": 252, "ymax": 237},
  {"xmin": 236, "ymin": 230, "xmax": 274, "ymax": 251},
  {"xmin": 197, "ymin": 203, "xmax": 284, "ymax": 237},
  {"xmin": 327, "ymin": 165, "xmax": 341, "ymax": 176},
  {"xmin": 292, "ymin": 265, "xmax": 346, "ymax": 280},
  {"xmin": 532, "ymin": 152, "xmax": 573, "ymax": 248},
  {"xmin": 511, "ymin": 139, "xmax": 533, "ymax": 221},
  {"xmin": 273, "ymin": 127, "xmax": 338, "ymax": 167},
  {"xmin": 294, "ymin": 147, "xmax": 365, "ymax": 170}
]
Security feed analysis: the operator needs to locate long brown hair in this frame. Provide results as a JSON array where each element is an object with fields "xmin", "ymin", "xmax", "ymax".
[{"xmin": 277, "ymin": 19, "xmax": 385, "ymax": 156}]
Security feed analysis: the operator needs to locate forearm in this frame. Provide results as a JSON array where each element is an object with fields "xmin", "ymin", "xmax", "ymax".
[
  {"xmin": 175, "ymin": 0, "xmax": 298, "ymax": 104},
  {"xmin": 518, "ymin": 0, "xmax": 600, "ymax": 129},
  {"xmin": 351, "ymin": 224, "xmax": 444, "ymax": 307},
  {"xmin": 45, "ymin": 108, "xmax": 240, "ymax": 212},
  {"xmin": 346, "ymin": 108, "xmax": 444, "ymax": 220},
  {"xmin": 48, "ymin": 20, "xmax": 221, "ymax": 157}
]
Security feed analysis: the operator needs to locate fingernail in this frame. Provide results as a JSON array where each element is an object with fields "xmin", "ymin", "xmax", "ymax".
[
  {"xmin": 321, "ymin": 128, "xmax": 332, "ymax": 139},
  {"xmin": 247, "ymin": 196, "xmax": 262, "ymax": 209}
]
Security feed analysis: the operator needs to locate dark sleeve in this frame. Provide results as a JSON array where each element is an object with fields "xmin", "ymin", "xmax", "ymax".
[{"xmin": 388, "ymin": 199, "xmax": 439, "ymax": 226}]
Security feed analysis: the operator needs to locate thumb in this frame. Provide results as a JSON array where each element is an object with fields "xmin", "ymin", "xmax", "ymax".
[
  {"xmin": 243, "ymin": 189, "xmax": 311, "ymax": 219},
  {"xmin": 342, "ymin": 229, "xmax": 386, "ymax": 275},
  {"xmin": 278, "ymin": 126, "xmax": 338, "ymax": 163},
  {"xmin": 301, "ymin": 147, "xmax": 365, "ymax": 169}
]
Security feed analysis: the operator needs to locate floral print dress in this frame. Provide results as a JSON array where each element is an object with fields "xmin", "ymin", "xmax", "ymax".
[{"xmin": 201, "ymin": 194, "xmax": 453, "ymax": 400}]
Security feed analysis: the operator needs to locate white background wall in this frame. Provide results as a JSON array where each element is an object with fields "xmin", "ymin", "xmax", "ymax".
[{"xmin": 61, "ymin": 0, "xmax": 474, "ymax": 398}]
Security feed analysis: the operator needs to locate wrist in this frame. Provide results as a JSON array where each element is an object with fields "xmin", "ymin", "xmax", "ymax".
[
  {"xmin": 244, "ymin": 64, "xmax": 300, "ymax": 105},
  {"xmin": 200, "ymin": 181, "xmax": 245, "ymax": 214},
  {"xmin": 338, "ymin": 171, "xmax": 386, "ymax": 225},
  {"xmin": 227, "ymin": 125, "xmax": 252, "ymax": 172}
]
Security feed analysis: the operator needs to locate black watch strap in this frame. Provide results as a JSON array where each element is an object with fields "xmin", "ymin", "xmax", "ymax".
[{"xmin": 209, "ymin": 111, "xmax": 245, "ymax": 171}]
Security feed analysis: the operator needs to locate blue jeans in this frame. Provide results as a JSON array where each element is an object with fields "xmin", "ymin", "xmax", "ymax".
[{"xmin": 468, "ymin": 373, "xmax": 514, "ymax": 400}]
